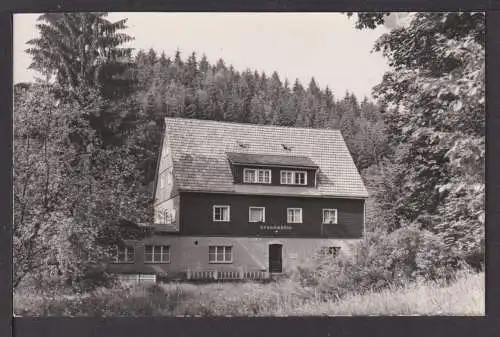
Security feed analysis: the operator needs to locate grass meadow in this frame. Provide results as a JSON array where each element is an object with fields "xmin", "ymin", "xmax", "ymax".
[{"xmin": 14, "ymin": 271, "xmax": 484, "ymax": 317}]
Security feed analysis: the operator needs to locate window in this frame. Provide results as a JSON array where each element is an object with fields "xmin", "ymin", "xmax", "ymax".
[
  {"xmin": 323, "ymin": 209, "xmax": 338, "ymax": 224},
  {"xmin": 243, "ymin": 168, "xmax": 271, "ymax": 184},
  {"xmin": 160, "ymin": 175, "xmax": 165, "ymax": 188},
  {"xmin": 164, "ymin": 209, "xmax": 176, "ymax": 224},
  {"xmin": 115, "ymin": 245, "xmax": 135, "ymax": 263},
  {"xmin": 319, "ymin": 247, "xmax": 341, "ymax": 258},
  {"xmin": 287, "ymin": 208, "xmax": 303, "ymax": 223},
  {"xmin": 145, "ymin": 245, "xmax": 170, "ymax": 263},
  {"xmin": 249, "ymin": 207, "xmax": 265, "ymax": 222},
  {"xmin": 280, "ymin": 170, "xmax": 307, "ymax": 185},
  {"xmin": 209, "ymin": 246, "xmax": 232, "ymax": 263},
  {"xmin": 213, "ymin": 205, "xmax": 230, "ymax": 222},
  {"xmin": 155, "ymin": 210, "xmax": 164, "ymax": 224}
]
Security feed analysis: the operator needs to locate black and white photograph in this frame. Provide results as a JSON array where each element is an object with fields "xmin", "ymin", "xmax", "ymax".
[{"xmin": 12, "ymin": 12, "xmax": 485, "ymax": 316}]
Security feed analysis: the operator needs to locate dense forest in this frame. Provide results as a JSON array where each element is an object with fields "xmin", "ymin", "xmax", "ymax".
[{"xmin": 13, "ymin": 12, "xmax": 484, "ymax": 291}]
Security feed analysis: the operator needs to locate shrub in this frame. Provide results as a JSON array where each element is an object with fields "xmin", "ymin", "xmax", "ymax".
[{"xmin": 290, "ymin": 227, "xmax": 463, "ymax": 301}]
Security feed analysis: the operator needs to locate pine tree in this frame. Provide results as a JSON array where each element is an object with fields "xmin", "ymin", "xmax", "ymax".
[{"xmin": 26, "ymin": 12, "xmax": 133, "ymax": 101}]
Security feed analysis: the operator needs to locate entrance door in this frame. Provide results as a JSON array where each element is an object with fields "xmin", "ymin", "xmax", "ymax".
[{"xmin": 268, "ymin": 244, "xmax": 283, "ymax": 273}]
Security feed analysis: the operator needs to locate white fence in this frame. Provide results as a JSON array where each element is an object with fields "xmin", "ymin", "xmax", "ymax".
[
  {"xmin": 118, "ymin": 274, "xmax": 157, "ymax": 284},
  {"xmin": 187, "ymin": 269, "xmax": 269, "ymax": 281}
]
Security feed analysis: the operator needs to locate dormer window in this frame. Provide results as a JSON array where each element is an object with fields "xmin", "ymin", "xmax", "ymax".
[
  {"xmin": 243, "ymin": 168, "xmax": 271, "ymax": 184},
  {"xmin": 280, "ymin": 170, "xmax": 307, "ymax": 185}
]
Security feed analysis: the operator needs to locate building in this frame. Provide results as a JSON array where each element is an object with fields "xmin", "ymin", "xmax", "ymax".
[{"xmin": 109, "ymin": 117, "xmax": 369, "ymax": 281}]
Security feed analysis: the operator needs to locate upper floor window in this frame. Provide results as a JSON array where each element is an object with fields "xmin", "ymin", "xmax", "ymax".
[
  {"xmin": 287, "ymin": 208, "xmax": 303, "ymax": 223},
  {"xmin": 115, "ymin": 245, "xmax": 135, "ymax": 263},
  {"xmin": 249, "ymin": 207, "xmax": 265, "ymax": 223},
  {"xmin": 145, "ymin": 245, "xmax": 170, "ymax": 263},
  {"xmin": 209, "ymin": 245, "xmax": 233, "ymax": 263},
  {"xmin": 243, "ymin": 168, "xmax": 271, "ymax": 184},
  {"xmin": 213, "ymin": 205, "xmax": 230, "ymax": 222},
  {"xmin": 280, "ymin": 170, "xmax": 307, "ymax": 185},
  {"xmin": 323, "ymin": 209, "xmax": 338, "ymax": 224}
]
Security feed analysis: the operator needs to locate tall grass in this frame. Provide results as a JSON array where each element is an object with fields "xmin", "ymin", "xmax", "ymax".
[
  {"xmin": 14, "ymin": 271, "xmax": 484, "ymax": 317},
  {"xmin": 292, "ymin": 271, "xmax": 484, "ymax": 316}
]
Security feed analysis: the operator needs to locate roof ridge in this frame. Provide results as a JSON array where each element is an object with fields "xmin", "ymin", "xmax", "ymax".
[{"xmin": 164, "ymin": 117, "xmax": 341, "ymax": 133}]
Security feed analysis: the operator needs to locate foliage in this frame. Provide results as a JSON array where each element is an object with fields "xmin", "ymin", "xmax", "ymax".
[
  {"xmin": 350, "ymin": 12, "xmax": 485, "ymax": 268},
  {"xmin": 13, "ymin": 84, "xmax": 151, "ymax": 290},
  {"xmin": 26, "ymin": 13, "xmax": 134, "ymax": 101},
  {"xmin": 291, "ymin": 227, "xmax": 461, "ymax": 304},
  {"xmin": 130, "ymin": 49, "xmax": 390, "ymax": 181},
  {"xmin": 14, "ymin": 270, "xmax": 483, "ymax": 316}
]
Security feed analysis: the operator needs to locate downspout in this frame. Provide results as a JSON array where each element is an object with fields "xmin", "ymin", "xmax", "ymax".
[{"xmin": 316, "ymin": 167, "xmax": 324, "ymax": 236}]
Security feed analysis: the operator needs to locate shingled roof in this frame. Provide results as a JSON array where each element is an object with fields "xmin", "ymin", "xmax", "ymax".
[
  {"xmin": 164, "ymin": 117, "xmax": 369, "ymax": 198},
  {"xmin": 226, "ymin": 152, "xmax": 318, "ymax": 168}
]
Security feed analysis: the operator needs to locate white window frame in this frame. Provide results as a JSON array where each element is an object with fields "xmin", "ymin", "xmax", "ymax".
[
  {"xmin": 243, "ymin": 168, "xmax": 272, "ymax": 184},
  {"xmin": 319, "ymin": 246, "xmax": 341, "ymax": 258},
  {"xmin": 144, "ymin": 245, "xmax": 171, "ymax": 263},
  {"xmin": 164, "ymin": 209, "xmax": 174, "ymax": 224},
  {"xmin": 287, "ymin": 208, "xmax": 303, "ymax": 224},
  {"xmin": 248, "ymin": 206, "xmax": 266, "ymax": 223},
  {"xmin": 280, "ymin": 170, "xmax": 307, "ymax": 185},
  {"xmin": 322, "ymin": 209, "xmax": 338, "ymax": 224},
  {"xmin": 155, "ymin": 210, "xmax": 165, "ymax": 224},
  {"xmin": 208, "ymin": 245, "xmax": 233, "ymax": 263},
  {"xmin": 213, "ymin": 205, "xmax": 230, "ymax": 222},
  {"xmin": 115, "ymin": 245, "xmax": 135, "ymax": 263}
]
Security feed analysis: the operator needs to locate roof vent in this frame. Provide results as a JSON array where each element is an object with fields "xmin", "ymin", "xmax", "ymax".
[
  {"xmin": 237, "ymin": 140, "xmax": 250, "ymax": 148},
  {"xmin": 281, "ymin": 143, "xmax": 293, "ymax": 151}
]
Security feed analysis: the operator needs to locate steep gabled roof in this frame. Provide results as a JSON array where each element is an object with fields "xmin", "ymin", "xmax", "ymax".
[{"xmin": 164, "ymin": 117, "xmax": 369, "ymax": 198}]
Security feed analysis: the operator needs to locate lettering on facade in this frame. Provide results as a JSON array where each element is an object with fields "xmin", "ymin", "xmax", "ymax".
[{"xmin": 260, "ymin": 225, "xmax": 292, "ymax": 231}]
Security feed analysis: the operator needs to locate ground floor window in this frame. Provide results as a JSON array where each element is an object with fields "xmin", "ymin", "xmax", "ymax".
[
  {"xmin": 115, "ymin": 245, "xmax": 135, "ymax": 263},
  {"xmin": 209, "ymin": 245, "xmax": 232, "ymax": 263},
  {"xmin": 319, "ymin": 246, "xmax": 341, "ymax": 258},
  {"xmin": 144, "ymin": 245, "xmax": 170, "ymax": 263}
]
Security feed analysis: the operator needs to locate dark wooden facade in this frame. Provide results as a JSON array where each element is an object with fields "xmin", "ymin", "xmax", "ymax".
[{"xmin": 178, "ymin": 192, "xmax": 364, "ymax": 239}]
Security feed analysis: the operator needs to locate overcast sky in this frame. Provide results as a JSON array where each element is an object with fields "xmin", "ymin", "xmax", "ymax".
[{"xmin": 13, "ymin": 12, "xmax": 391, "ymax": 99}]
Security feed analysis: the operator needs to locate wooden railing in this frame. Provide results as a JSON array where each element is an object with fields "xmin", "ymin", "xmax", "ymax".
[{"xmin": 186, "ymin": 269, "xmax": 269, "ymax": 281}]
